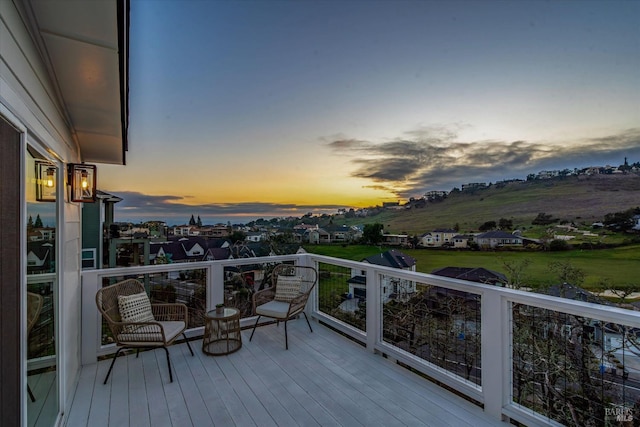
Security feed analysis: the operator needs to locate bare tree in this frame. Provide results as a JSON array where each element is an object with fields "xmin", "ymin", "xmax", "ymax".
[
  {"xmin": 499, "ymin": 257, "xmax": 531, "ymax": 289},
  {"xmin": 606, "ymin": 285, "xmax": 640, "ymax": 305},
  {"xmin": 383, "ymin": 287, "xmax": 481, "ymax": 384},
  {"xmin": 512, "ymin": 306, "xmax": 617, "ymax": 426},
  {"xmin": 548, "ymin": 260, "xmax": 585, "ymax": 286}
]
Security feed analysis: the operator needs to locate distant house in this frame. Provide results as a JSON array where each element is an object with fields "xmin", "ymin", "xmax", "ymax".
[
  {"xmin": 424, "ymin": 190, "xmax": 448, "ymax": 200},
  {"xmin": 327, "ymin": 226, "xmax": 347, "ymax": 242},
  {"xmin": 452, "ymin": 235, "xmax": 471, "ymax": 249},
  {"xmin": 150, "ymin": 241, "xmax": 181, "ymax": 263},
  {"xmin": 461, "ymin": 182, "xmax": 487, "ymax": 191},
  {"xmin": 292, "ymin": 229, "xmax": 306, "ymax": 243},
  {"xmin": 203, "ymin": 224, "xmax": 231, "ymax": 238},
  {"xmin": 347, "ymin": 249, "xmax": 417, "ymax": 303},
  {"xmin": 203, "ymin": 247, "xmax": 232, "ymax": 261},
  {"xmin": 431, "ymin": 266, "xmax": 507, "ymax": 286},
  {"xmin": 119, "ymin": 226, "xmax": 150, "ymax": 238},
  {"xmin": 633, "ymin": 214, "xmax": 640, "ymax": 230},
  {"xmin": 544, "ymin": 283, "xmax": 605, "ymax": 304},
  {"xmin": 419, "ymin": 228, "xmax": 458, "ymax": 247},
  {"xmin": 350, "ymin": 226, "xmax": 364, "ymax": 241},
  {"xmin": 28, "ymin": 228, "xmax": 56, "ymax": 242},
  {"xmin": 382, "ymin": 234, "xmax": 409, "ymax": 247},
  {"xmin": 537, "ymin": 170, "xmax": 560, "ymax": 179},
  {"xmin": 419, "ymin": 232, "xmax": 434, "ymax": 247},
  {"xmin": 228, "ymin": 241, "xmax": 302, "ymax": 260},
  {"xmin": 308, "ymin": 228, "xmax": 331, "ymax": 244},
  {"xmin": 325, "ymin": 224, "xmax": 358, "ymax": 243},
  {"xmin": 181, "ymin": 239, "xmax": 206, "ymax": 258},
  {"xmin": 26, "ymin": 242, "xmax": 54, "ymax": 274},
  {"xmin": 33, "ymin": 227, "xmax": 56, "ymax": 241},
  {"xmin": 363, "ymin": 249, "xmax": 417, "ymax": 270},
  {"xmin": 231, "ymin": 241, "xmax": 272, "ymax": 258},
  {"xmin": 172, "ymin": 225, "xmax": 197, "ymax": 236},
  {"xmin": 293, "ymin": 223, "xmax": 319, "ymax": 231},
  {"xmin": 150, "ymin": 236, "xmax": 230, "ymax": 263},
  {"xmin": 246, "ymin": 231, "xmax": 266, "ymax": 242},
  {"xmin": 474, "ymin": 230, "xmax": 522, "ymax": 248}
]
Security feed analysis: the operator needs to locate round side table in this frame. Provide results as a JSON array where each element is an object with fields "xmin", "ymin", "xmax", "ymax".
[{"xmin": 202, "ymin": 307, "xmax": 242, "ymax": 356}]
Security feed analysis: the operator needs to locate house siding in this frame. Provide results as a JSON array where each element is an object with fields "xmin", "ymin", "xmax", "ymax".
[{"xmin": 2, "ymin": 0, "xmax": 89, "ymax": 421}]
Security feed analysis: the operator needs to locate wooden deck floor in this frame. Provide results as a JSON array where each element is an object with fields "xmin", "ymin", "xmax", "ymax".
[
  {"xmin": 64, "ymin": 319, "xmax": 505, "ymax": 427},
  {"xmin": 27, "ymin": 371, "xmax": 58, "ymax": 427}
]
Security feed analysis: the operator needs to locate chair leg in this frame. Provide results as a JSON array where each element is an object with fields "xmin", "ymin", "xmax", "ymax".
[
  {"xmin": 183, "ymin": 333, "xmax": 195, "ymax": 356},
  {"xmin": 284, "ymin": 320, "xmax": 288, "ymax": 350},
  {"xmin": 103, "ymin": 347, "xmax": 125, "ymax": 384},
  {"xmin": 163, "ymin": 347, "xmax": 173, "ymax": 383},
  {"xmin": 303, "ymin": 312, "xmax": 313, "ymax": 333},
  {"xmin": 249, "ymin": 315, "xmax": 261, "ymax": 342},
  {"xmin": 27, "ymin": 384, "xmax": 36, "ymax": 402}
]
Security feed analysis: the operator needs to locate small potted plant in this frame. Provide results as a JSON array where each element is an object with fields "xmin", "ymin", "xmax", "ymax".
[{"xmin": 215, "ymin": 303, "xmax": 225, "ymax": 314}]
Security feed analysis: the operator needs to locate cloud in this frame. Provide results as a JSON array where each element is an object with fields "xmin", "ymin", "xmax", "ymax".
[
  {"xmin": 362, "ymin": 184, "xmax": 396, "ymax": 192},
  {"xmin": 328, "ymin": 127, "xmax": 640, "ymax": 198},
  {"xmin": 106, "ymin": 127, "xmax": 640, "ymax": 222},
  {"xmin": 105, "ymin": 191, "xmax": 347, "ymax": 224}
]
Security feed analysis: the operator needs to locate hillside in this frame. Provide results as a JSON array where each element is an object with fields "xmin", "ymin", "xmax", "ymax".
[{"xmin": 336, "ymin": 174, "xmax": 640, "ymax": 234}]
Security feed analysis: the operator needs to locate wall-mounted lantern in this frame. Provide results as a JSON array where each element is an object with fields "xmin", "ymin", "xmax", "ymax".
[
  {"xmin": 35, "ymin": 161, "xmax": 57, "ymax": 202},
  {"xmin": 67, "ymin": 163, "xmax": 97, "ymax": 202}
]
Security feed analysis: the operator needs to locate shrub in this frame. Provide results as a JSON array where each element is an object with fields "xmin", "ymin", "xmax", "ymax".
[
  {"xmin": 532, "ymin": 212, "xmax": 555, "ymax": 225},
  {"xmin": 549, "ymin": 239, "xmax": 571, "ymax": 251}
]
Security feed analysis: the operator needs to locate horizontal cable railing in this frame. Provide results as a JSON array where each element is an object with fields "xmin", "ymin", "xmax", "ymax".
[
  {"xmin": 81, "ymin": 253, "xmax": 640, "ymax": 425},
  {"xmin": 81, "ymin": 255, "xmax": 300, "ymax": 361}
]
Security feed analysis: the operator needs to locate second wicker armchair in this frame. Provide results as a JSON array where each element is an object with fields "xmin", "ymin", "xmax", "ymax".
[{"xmin": 249, "ymin": 264, "xmax": 318, "ymax": 349}]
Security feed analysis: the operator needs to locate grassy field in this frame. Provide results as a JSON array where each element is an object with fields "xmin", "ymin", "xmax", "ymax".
[
  {"xmin": 304, "ymin": 244, "xmax": 640, "ymax": 290},
  {"xmin": 330, "ymin": 174, "xmax": 640, "ymax": 234}
]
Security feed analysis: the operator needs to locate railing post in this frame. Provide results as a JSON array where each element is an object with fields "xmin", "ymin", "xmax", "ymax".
[
  {"xmin": 365, "ymin": 266, "xmax": 378, "ymax": 352},
  {"xmin": 80, "ymin": 269, "xmax": 100, "ymax": 365},
  {"xmin": 298, "ymin": 254, "xmax": 317, "ymax": 317},
  {"xmin": 210, "ymin": 262, "xmax": 224, "ymax": 309},
  {"xmin": 481, "ymin": 288, "xmax": 508, "ymax": 421}
]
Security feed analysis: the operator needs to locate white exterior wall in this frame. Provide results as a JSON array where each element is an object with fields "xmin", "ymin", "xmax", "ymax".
[
  {"xmin": 246, "ymin": 233, "xmax": 263, "ymax": 242},
  {"xmin": 2, "ymin": 0, "xmax": 84, "ymax": 418},
  {"xmin": 419, "ymin": 234, "xmax": 434, "ymax": 246},
  {"xmin": 453, "ymin": 238, "xmax": 468, "ymax": 248},
  {"xmin": 348, "ymin": 275, "xmax": 416, "ymax": 302}
]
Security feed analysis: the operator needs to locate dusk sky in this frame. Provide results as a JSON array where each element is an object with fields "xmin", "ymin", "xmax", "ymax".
[{"xmin": 100, "ymin": 0, "xmax": 640, "ymax": 224}]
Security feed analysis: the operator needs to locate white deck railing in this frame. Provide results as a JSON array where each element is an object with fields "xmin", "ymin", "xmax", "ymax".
[{"xmin": 81, "ymin": 253, "xmax": 640, "ymax": 426}]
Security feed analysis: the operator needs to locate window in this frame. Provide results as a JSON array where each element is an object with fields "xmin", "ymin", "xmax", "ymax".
[{"xmin": 82, "ymin": 248, "xmax": 97, "ymax": 269}]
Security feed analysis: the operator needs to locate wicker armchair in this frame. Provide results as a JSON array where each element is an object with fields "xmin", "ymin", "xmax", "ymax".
[
  {"xmin": 26, "ymin": 291, "xmax": 43, "ymax": 402},
  {"xmin": 95, "ymin": 279, "xmax": 194, "ymax": 384},
  {"xmin": 249, "ymin": 264, "xmax": 318, "ymax": 349}
]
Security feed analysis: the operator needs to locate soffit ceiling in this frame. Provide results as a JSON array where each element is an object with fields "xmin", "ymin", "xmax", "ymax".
[{"xmin": 26, "ymin": 0, "xmax": 128, "ymax": 165}]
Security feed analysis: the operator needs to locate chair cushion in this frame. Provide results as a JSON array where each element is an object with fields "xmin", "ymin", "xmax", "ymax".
[
  {"xmin": 117, "ymin": 321, "xmax": 186, "ymax": 344},
  {"xmin": 274, "ymin": 275, "xmax": 302, "ymax": 302},
  {"xmin": 256, "ymin": 300, "xmax": 291, "ymax": 318},
  {"xmin": 118, "ymin": 292, "xmax": 155, "ymax": 327}
]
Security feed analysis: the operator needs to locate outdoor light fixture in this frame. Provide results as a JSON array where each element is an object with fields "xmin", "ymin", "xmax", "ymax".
[
  {"xmin": 67, "ymin": 163, "xmax": 97, "ymax": 202},
  {"xmin": 35, "ymin": 161, "xmax": 57, "ymax": 202}
]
